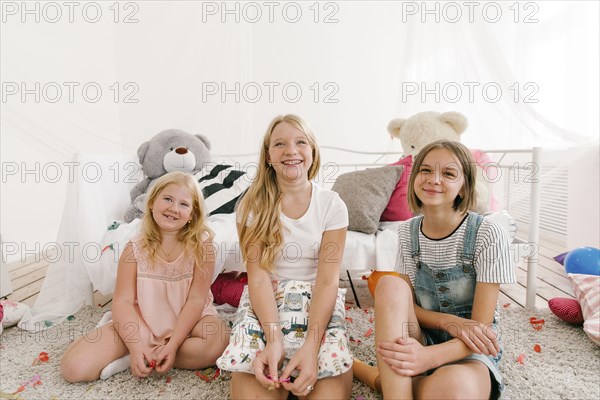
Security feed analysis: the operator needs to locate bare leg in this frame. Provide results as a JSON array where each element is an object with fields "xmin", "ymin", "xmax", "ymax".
[
  {"xmin": 60, "ymin": 322, "xmax": 129, "ymax": 382},
  {"xmin": 374, "ymin": 276, "xmax": 422, "ymax": 399},
  {"xmin": 230, "ymin": 371, "xmax": 289, "ymax": 400},
  {"xmin": 174, "ymin": 315, "xmax": 230, "ymax": 370},
  {"xmin": 413, "ymin": 361, "xmax": 492, "ymax": 399},
  {"xmin": 305, "ymin": 369, "xmax": 352, "ymax": 400}
]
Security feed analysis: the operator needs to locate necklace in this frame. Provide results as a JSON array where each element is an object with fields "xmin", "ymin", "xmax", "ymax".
[{"xmin": 159, "ymin": 242, "xmax": 180, "ymax": 258}]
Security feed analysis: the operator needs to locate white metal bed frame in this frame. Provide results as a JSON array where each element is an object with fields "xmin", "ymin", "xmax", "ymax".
[{"xmin": 216, "ymin": 146, "xmax": 543, "ymax": 309}]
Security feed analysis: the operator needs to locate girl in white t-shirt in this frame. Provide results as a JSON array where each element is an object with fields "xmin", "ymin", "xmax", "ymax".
[
  {"xmin": 356, "ymin": 140, "xmax": 515, "ymax": 399},
  {"xmin": 226, "ymin": 114, "xmax": 352, "ymax": 399}
]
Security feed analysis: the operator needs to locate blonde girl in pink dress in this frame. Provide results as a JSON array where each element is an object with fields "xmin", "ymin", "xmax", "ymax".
[{"xmin": 61, "ymin": 171, "xmax": 229, "ymax": 382}]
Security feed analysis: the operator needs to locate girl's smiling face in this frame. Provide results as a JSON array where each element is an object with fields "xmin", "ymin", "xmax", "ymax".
[
  {"xmin": 151, "ymin": 183, "xmax": 193, "ymax": 232},
  {"xmin": 267, "ymin": 121, "xmax": 313, "ymax": 184},
  {"xmin": 415, "ymin": 148, "xmax": 465, "ymax": 211}
]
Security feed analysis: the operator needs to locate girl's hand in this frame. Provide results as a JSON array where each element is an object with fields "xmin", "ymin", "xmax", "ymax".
[
  {"xmin": 377, "ymin": 337, "xmax": 434, "ymax": 377},
  {"xmin": 130, "ymin": 347, "xmax": 153, "ymax": 378},
  {"xmin": 280, "ymin": 345, "xmax": 318, "ymax": 397},
  {"xmin": 154, "ymin": 342, "xmax": 178, "ymax": 374},
  {"xmin": 252, "ymin": 341, "xmax": 285, "ymax": 390},
  {"xmin": 445, "ymin": 317, "xmax": 499, "ymax": 356}
]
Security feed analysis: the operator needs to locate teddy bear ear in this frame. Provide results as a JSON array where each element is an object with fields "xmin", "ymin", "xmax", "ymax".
[
  {"xmin": 195, "ymin": 134, "xmax": 211, "ymax": 150},
  {"xmin": 440, "ymin": 111, "xmax": 468, "ymax": 135},
  {"xmin": 387, "ymin": 118, "xmax": 407, "ymax": 139},
  {"xmin": 137, "ymin": 141, "xmax": 150, "ymax": 164}
]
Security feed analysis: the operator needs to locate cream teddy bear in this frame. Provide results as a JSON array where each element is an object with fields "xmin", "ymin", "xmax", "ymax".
[{"xmin": 386, "ymin": 111, "xmax": 494, "ymax": 215}]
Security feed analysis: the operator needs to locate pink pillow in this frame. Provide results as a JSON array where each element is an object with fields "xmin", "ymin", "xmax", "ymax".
[
  {"xmin": 380, "ymin": 155, "xmax": 414, "ymax": 222},
  {"xmin": 548, "ymin": 297, "xmax": 584, "ymax": 325},
  {"xmin": 470, "ymin": 149, "xmax": 500, "ymax": 212},
  {"xmin": 569, "ymin": 273, "xmax": 600, "ymax": 345}
]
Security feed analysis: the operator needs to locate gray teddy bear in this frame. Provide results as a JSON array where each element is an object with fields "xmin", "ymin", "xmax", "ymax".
[{"xmin": 124, "ymin": 129, "xmax": 211, "ymax": 223}]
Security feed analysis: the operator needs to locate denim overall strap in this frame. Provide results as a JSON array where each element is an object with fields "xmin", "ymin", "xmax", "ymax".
[
  {"xmin": 409, "ymin": 216, "xmax": 424, "ymax": 263},
  {"xmin": 461, "ymin": 213, "xmax": 484, "ymax": 266}
]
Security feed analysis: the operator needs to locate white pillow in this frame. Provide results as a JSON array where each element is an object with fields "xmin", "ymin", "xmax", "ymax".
[
  {"xmin": 195, "ymin": 164, "xmax": 254, "ymax": 215},
  {"xmin": 1, "ymin": 300, "xmax": 30, "ymax": 327}
]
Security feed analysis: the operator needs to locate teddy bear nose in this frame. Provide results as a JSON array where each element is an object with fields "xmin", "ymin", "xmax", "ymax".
[{"xmin": 175, "ymin": 147, "xmax": 188, "ymax": 155}]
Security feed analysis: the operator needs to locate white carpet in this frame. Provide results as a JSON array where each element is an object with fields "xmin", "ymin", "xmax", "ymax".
[{"xmin": 1, "ymin": 305, "xmax": 599, "ymax": 399}]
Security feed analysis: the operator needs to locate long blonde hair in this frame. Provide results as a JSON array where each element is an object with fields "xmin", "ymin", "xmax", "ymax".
[
  {"xmin": 141, "ymin": 171, "xmax": 213, "ymax": 270},
  {"xmin": 236, "ymin": 114, "xmax": 321, "ymax": 273}
]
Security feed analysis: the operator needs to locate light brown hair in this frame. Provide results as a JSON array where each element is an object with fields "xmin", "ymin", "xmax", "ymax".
[{"xmin": 408, "ymin": 140, "xmax": 476, "ymax": 214}]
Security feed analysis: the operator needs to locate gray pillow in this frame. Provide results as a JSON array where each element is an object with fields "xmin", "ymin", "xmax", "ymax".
[{"xmin": 332, "ymin": 166, "xmax": 404, "ymax": 234}]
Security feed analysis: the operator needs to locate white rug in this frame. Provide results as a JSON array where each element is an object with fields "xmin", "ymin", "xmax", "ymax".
[{"xmin": 1, "ymin": 305, "xmax": 599, "ymax": 399}]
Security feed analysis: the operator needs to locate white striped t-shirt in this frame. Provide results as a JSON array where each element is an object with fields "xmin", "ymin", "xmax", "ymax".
[{"xmin": 395, "ymin": 215, "xmax": 516, "ymax": 287}]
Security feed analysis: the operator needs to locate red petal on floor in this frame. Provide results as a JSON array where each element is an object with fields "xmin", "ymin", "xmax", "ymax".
[
  {"xmin": 364, "ymin": 328, "xmax": 374, "ymax": 338},
  {"xmin": 195, "ymin": 371, "xmax": 210, "ymax": 382},
  {"xmin": 534, "ymin": 344, "xmax": 541, "ymax": 353},
  {"xmin": 529, "ymin": 317, "xmax": 545, "ymax": 331},
  {"xmin": 517, "ymin": 353, "xmax": 526, "ymax": 364},
  {"xmin": 166, "ymin": 376, "xmax": 172, "ymax": 384},
  {"xmin": 503, "ymin": 303, "xmax": 511, "ymax": 308},
  {"xmin": 345, "ymin": 317, "xmax": 353, "ymax": 323}
]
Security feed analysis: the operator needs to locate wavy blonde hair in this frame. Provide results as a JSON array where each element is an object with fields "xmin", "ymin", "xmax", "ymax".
[
  {"xmin": 236, "ymin": 114, "xmax": 321, "ymax": 273},
  {"xmin": 408, "ymin": 140, "xmax": 476, "ymax": 214},
  {"xmin": 141, "ymin": 171, "xmax": 213, "ymax": 270}
]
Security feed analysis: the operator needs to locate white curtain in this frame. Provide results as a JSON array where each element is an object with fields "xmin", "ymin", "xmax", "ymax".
[{"xmin": 2, "ymin": 1, "xmax": 598, "ymax": 321}]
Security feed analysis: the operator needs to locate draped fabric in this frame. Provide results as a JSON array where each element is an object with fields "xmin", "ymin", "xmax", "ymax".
[{"xmin": 3, "ymin": 2, "xmax": 598, "ymax": 317}]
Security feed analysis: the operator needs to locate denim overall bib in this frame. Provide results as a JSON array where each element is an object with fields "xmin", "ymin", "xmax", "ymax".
[{"xmin": 410, "ymin": 212, "xmax": 504, "ymax": 397}]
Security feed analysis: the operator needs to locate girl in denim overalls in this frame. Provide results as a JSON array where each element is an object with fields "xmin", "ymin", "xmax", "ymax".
[{"xmin": 363, "ymin": 140, "xmax": 515, "ymax": 399}]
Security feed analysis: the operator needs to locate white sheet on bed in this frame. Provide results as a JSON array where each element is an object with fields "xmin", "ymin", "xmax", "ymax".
[{"xmin": 342, "ymin": 222, "xmax": 400, "ymax": 272}]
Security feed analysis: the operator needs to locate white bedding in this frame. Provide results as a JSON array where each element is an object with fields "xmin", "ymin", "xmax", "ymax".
[{"xmin": 88, "ymin": 215, "xmax": 400, "ymax": 295}]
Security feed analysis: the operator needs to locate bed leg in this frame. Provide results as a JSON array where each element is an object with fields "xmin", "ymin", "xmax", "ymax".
[{"xmin": 346, "ymin": 270, "xmax": 361, "ymax": 309}]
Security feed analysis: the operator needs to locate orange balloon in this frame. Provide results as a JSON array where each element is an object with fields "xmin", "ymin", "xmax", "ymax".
[{"xmin": 367, "ymin": 271, "xmax": 400, "ymax": 297}]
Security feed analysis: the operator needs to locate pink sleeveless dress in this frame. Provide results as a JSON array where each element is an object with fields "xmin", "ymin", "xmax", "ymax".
[{"xmin": 130, "ymin": 237, "xmax": 218, "ymax": 350}]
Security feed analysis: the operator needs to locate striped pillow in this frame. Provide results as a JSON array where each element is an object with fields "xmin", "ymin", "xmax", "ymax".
[
  {"xmin": 196, "ymin": 164, "xmax": 252, "ymax": 215},
  {"xmin": 569, "ymin": 273, "xmax": 600, "ymax": 346}
]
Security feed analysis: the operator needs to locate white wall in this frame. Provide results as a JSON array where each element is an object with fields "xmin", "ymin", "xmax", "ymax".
[
  {"xmin": 1, "ymin": 1, "xmax": 599, "ymax": 263},
  {"xmin": 567, "ymin": 147, "xmax": 600, "ymax": 249}
]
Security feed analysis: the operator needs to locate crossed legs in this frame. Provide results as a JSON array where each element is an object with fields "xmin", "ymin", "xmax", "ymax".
[
  {"xmin": 230, "ymin": 369, "xmax": 352, "ymax": 400},
  {"xmin": 61, "ymin": 314, "xmax": 229, "ymax": 382}
]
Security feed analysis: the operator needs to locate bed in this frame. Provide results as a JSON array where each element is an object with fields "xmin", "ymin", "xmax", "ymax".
[{"xmin": 17, "ymin": 147, "xmax": 542, "ymax": 331}]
